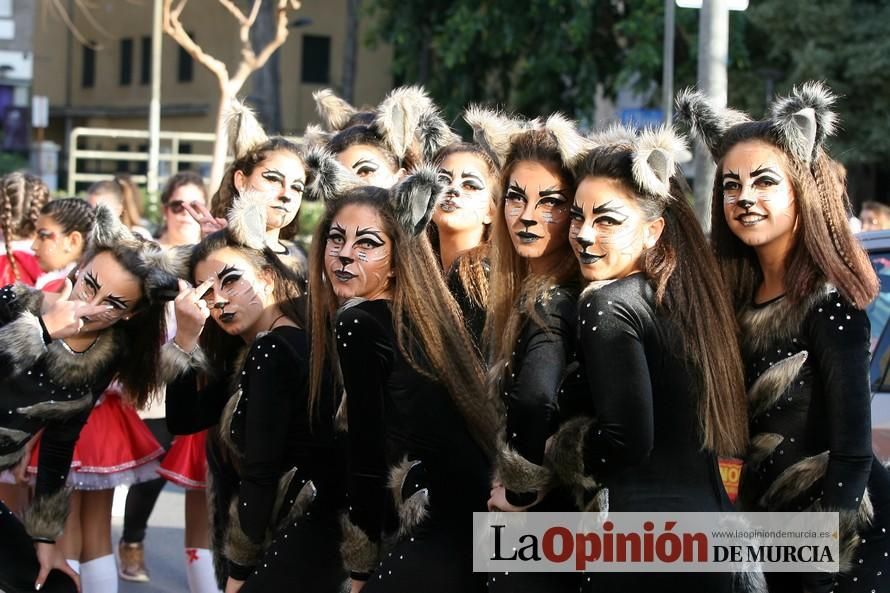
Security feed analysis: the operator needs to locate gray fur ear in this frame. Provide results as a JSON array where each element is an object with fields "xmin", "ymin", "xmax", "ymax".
[
  {"xmin": 464, "ymin": 105, "xmax": 530, "ymax": 168},
  {"xmin": 674, "ymin": 87, "xmax": 750, "ymax": 158},
  {"xmin": 303, "ymin": 145, "xmax": 359, "ymax": 202},
  {"xmin": 416, "ymin": 107, "xmax": 460, "ymax": 164},
  {"xmin": 226, "ymin": 189, "xmax": 268, "ymax": 251},
  {"xmin": 375, "ymin": 85, "xmax": 434, "ymax": 162},
  {"xmin": 587, "ymin": 122, "xmax": 638, "ymax": 149},
  {"xmin": 90, "ymin": 205, "xmax": 135, "ymax": 248},
  {"xmin": 631, "ymin": 126, "xmax": 687, "ymax": 198},
  {"xmin": 301, "ymin": 123, "xmax": 332, "ymax": 149},
  {"xmin": 313, "ymin": 88, "xmax": 358, "ymax": 132},
  {"xmin": 770, "ymin": 81, "xmax": 837, "ymax": 163},
  {"xmin": 543, "ymin": 113, "xmax": 592, "ymax": 168},
  {"xmin": 145, "ymin": 244, "xmax": 192, "ymax": 280},
  {"xmin": 391, "ymin": 166, "xmax": 443, "ymax": 236},
  {"xmin": 224, "ymin": 100, "xmax": 268, "ymax": 160}
]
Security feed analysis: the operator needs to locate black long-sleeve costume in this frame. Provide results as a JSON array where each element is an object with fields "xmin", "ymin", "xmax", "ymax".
[
  {"xmin": 335, "ymin": 299, "xmax": 490, "ymax": 593},
  {"xmin": 0, "ymin": 284, "xmax": 120, "ymax": 593},
  {"xmin": 488, "ymin": 285, "xmax": 579, "ymax": 593},
  {"xmin": 164, "ymin": 325, "xmax": 346, "ymax": 592},
  {"xmin": 738, "ymin": 288, "xmax": 890, "ymax": 593},
  {"xmin": 550, "ymin": 274, "xmax": 733, "ymax": 592}
]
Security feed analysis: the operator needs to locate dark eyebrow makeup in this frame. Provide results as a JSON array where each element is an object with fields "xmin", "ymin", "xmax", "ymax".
[
  {"xmin": 86, "ymin": 270, "xmax": 128, "ymax": 308},
  {"xmin": 353, "ymin": 158, "xmax": 378, "ymax": 169},
  {"xmin": 217, "ymin": 264, "xmax": 240, "ymax": 279},
  {"xmin": 722, "ymin": 171, "xmax": 741, "ymax": 181},
  {"xmin": 507, "ymin": 181, "xmax": 527, "ymax": 196},
  {"xmin": 750, "ymin": 166, "xmax": 782, "ymax": 178},
  {"xmin": 356, "ymin": 228, "xmax": 384, "ymax": 242}
]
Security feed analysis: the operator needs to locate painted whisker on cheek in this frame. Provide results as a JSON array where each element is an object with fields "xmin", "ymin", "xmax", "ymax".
[{"xmin": 507, "ymin": 205, "xmax": 523, "ymax": 217}]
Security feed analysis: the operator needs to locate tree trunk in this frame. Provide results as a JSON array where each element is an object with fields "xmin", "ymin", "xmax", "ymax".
[
  {"xmin": 250, "ymin": 0, "xmax": 282, "ymax": 133},
  {"xmin": 341, "ymin": 0, "xmax": 361, "ymax": 103},
  {"xmin": 209, "ymin": 88, "xmax": 234, "ymax": 200}
]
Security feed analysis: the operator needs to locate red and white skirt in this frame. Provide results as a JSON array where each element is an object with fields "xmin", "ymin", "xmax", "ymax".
[
  {"xmin": 28, "ymin": 389, "xmax": 164, "ymax": 490},
  {"xmin": 158, "ymin": 431, "xmax": 207, "ymax": 489}
]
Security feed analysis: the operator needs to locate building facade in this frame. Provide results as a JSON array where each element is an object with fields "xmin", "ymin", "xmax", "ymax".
[{"xmin": 31, "ymin": 0, "xmax": 393, "ymax": 187}]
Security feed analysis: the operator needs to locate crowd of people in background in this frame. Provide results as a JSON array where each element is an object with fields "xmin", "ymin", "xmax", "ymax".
[{"xmin": 1, "ymin": 80, "xmax": 888, "ymax": 593}]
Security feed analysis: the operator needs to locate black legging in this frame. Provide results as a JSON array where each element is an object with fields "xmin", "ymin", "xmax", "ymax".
[
  {"xmin": 121, "ymin": 418, "xmax": 173, "ymax": 544},
  {"xmin": 0, "ymin": 500, "xmax": 78, "ymax": 593}
]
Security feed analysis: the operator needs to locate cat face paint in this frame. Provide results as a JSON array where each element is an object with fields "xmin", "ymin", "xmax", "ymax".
[
  {"xmin": 194, "ymin": 247, "xmax": 273, "ymax": 338},
  {"xmin": 721, "ymin": 140, "xmax": 797, "ymax": 251},
  {"xmin": 324, "ymin": 204, "xmax": 393, "ymax": 301},
  {"xmin": 234, "ymin": 150, "xmax": 306, "ymax": 231},
  {"xmin": 504, "ymin": 160, "xmax": 571, "ymax": 261},
  {"xmin": 432, "ymin": 152, "xmax": 493, "ymax": 233},
  {"xmin": 72, "ymin": 251, "xmax": 144, "ymax": 332},
  {"xmin": 336, "ymin": 144, "xmax": 403, "ymax": 189},
  {"xmin": 570, "ymin": 177, "xmax": 664, "ymax": 282}
]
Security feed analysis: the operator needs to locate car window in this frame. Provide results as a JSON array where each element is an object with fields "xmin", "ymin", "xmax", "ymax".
[{"xmin": 866, "ymin": 251, "xmax": 890, "ymax": 354}]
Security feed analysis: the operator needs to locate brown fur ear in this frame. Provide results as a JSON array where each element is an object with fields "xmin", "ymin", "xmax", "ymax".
[
  {"xmin": 313, "ymin": 88, "xmax": 358, "ymax": 132},
  {"xmin": 224, "ymin": 99, "xmax": 268, "ymax": 160},
  {"xmin": 542, "ymin": 113, "xmax": 592, "ymax": 168},
  {"xmin": 464, "ymin": 105, "xmax": 531, "ymax": 168}
]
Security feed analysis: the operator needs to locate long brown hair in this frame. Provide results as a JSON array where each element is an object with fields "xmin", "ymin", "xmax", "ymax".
[
  {"xmin": 710, "ymin": 123, "xmax": 878, "ymax": 310},
  {"xmin": 211, "ymin": 137, "xmax": 304, "ymax": 240},
  {"xmin": 1, "ymin": 172, "xmax": 50, "ymax": 280},
  {"xmin": 308, "ymin": 187, "xmax": 500, "ymax": 456},
  {"xmin": 484, "ymin": 129, "xmax": 579, "ymax": 375},
  {"xmin": 577, "ymin": 144, "xmax": 749, "ymax": 457},
  {"xmin": 429, "ymin": 142, "xmax": 500, "ymax": 308}
]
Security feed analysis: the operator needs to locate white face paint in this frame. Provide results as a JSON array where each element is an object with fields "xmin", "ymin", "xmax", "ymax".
[
  {"xmin": 324, "ymin": 204, "xmax": 393, "ymax": 302},
  {"xmin": 72, "ymin": 251, "xmax": 144, "ymax": 332},
  {"xmin": 569, "ymin": 177, "xmax": 664, "ymax": 282},
  {"xmin": 503, "ymin": 160, "xmax": 572, "ymax": 261},
  {"xmin": 234, "ymin": 150, "xmax": 306, "ymax": 231},
  {"xmin": 432, "ymin": 152, "xmax": 493, "ymax": 234},
  {"xmin": 194, "ymin": 247, "xmax": 275, "ymax": 338},
  {"xmin": 32, "ymin": 214, "xmax": 81, "ymax": 272},
  {"xmin": 721, "ymin": 140, "xmax": 797, "ymax": 251},
  {"xmin": 336, "ymin": 144, "xmax": 402, "ymax": 189}
]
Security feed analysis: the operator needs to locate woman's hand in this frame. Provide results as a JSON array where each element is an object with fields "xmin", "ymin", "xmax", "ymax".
[
  {"xmin": 14, "ymin": 431, "xmax": 41, "ymax": 485},
  {"xmin": 224, "ymin": 577, "xmax": 244, "ymax": 593},
  {"xmin": 40, "ymin": 279, "xmax": 112, "ymax": 340},
  {"xmin": 34, "ymin": 541, "xmax": 80, "ymax": 591},
  {"xmin": 172, "ymin": 279, "xmax": 213, "ymax": 353},
  {"xmin": 183, "ymin": 202, "xmax": 228, "ymax": 238},
  {"xmin": 487, "ymin": 483, "xmax": 543, "ymax": 512},
  {"xmin": 350, "ymin": 579, "xmax": 366, "ymax": 593}
]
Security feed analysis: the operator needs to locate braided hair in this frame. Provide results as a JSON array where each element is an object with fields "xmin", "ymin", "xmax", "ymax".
[
  {"xmin": 41, "ymin": 198, "xmax": 96, "ymax": 236},
  {"xmin": 0, "ymin": 172, "xmax": 51, "ymax": 281}
]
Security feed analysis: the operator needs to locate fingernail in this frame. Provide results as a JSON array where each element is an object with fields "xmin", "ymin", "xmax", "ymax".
[{"xmin": 35, "ymin": 584, "xmax": 42, "ymax": 590}]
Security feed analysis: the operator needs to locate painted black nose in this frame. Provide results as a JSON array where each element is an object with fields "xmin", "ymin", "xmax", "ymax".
[
  {"xmin": 338, "ymin": 256, "xmax": 353, "ymax": 266},
  {"xmin": 738, "ymin": 196, "xmax": 755, "ymax": 209},
  {"xmin": 521, "ymin": 218, "xmax": 537, "ymax": 228},
  {"xmin": 445, "ymin": 187, "xmax": 460, "ymax": 198},
  {"xmin": 576, "ymin": 236, "xmax": 593, "ymax": 249}
]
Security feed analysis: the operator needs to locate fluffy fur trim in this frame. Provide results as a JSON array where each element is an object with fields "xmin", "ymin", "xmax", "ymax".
[
  {"xmin": 301, "ymin": 123, "xmax": 332, "ymax": 149},
  {"xmin": 464, "ymin": 105, "xmax": 531, "ymax": 167},
  {"xmin": 224, "ymin": 100, "xmax": 268, "ymax": 160},
  {"xmin": 745, "ymin": 433, "xmax": 784, "ymax": 473},
  {"xmin": 391, "ymin": 165, "xmax": 443, "ymax": 236},
  {"xmin": 416, "ymin": 106, "xmax": 460, "ymax": 163},
  {"xmin": 227, "ymin": 188, "xmax": 269, "ymax": 250},
  {"xmin": 546, "ymin": 416, "xmax": 597, "ymax": 492},
  {"xmin": 0, "ymin": 447, "xmax": 27, "ymax": 470},
  {"xmin": 828, "ymin": 499, "xmax": 875, "ymax": 572},
  {"xmin": 23, "ymin": 488, "xmax": 72, "ymax": 540},
  {"xmin": 376, "ymin": 85, "xmax": 432, "ymax": 160},
  {"xmin": 738, "ymin": 286, "xmax": 831, "ymax": 354},
  {"xmin": 387, "ymin": 458, "xmax": 430, "ymax": 538},
  {"xmin": 313, "ymin": 89, "xmax": 358, "ymax": 132},
  {"xmin": 543, "ymin": 113, "xmax": 591, "ymax": 168},
  {"xmin": 748, "ymin": 351, "xmax": 808, "ymax": 419},
  {"xmin": 145, "ymin": 244, "xmax": 192, "ymax": 280},
  {"xmin": 587, "ymin": 123, "xmax": 638, "ymax": 150},
  {"xmin": 631, "ymin": 126, "xmax": 688, "ymax": 199},
  {"xmin": 0, "ymin": 426, "xmax": 30, "ymax": 447},
  {"xmin": 674, "ymin": 87, "xmax": 751, "ymax": 158},
  {"xmin": 0, "ymin": 310, "xmax": 47, "ymax": 376},
  {"xmin": 42, "ymin": 327, "xmax": 123, "ymax": 388},
  {"xmin": 303, "ymin": 145, "xmax": 359, "ymax": 202},
  {"xmin": 223, "ymin": 498, "xmax": 264, "ymax": 568},
  {"xmin": 219, "ymin": 389, "xmax": 243, "ymax": 460},
  {"xmin": 158, "ymin": 341, "xmax": 211, "ymax": 384},
  {"xmin": 495, "ymin": 446, "xmax": 552, "ymax": 495},
  {"xmin": 339, "ymin": 513, "xmax": 381, "ymax": 575},
  {"xmin": 769, "ymin": 81, "xmax": 838, "ymax": 164},
  {"xmin": 90, "ymin": 205, "xmax": 135, "ymax": 248},
  {"xmin": 16, "ymin": 393, "xmax": 92, "ymax": 420}
]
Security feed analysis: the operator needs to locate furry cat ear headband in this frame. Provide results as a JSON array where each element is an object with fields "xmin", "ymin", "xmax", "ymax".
[
  {"xmin": 675, "ymin": 81, "xmax": 837, "ymax": 164},
  {"xmin": 464, "ymin": 106, "xmax": 591, "ymax": 170}
]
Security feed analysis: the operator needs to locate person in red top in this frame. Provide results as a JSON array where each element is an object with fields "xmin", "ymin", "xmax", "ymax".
[{"xmin": 0, "ymin": 172, "xmax": 50, "ymax": 286}]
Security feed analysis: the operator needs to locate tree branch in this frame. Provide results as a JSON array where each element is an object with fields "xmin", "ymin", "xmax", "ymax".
[
  {"xmin": 162, "ymin": 0, "xmax": 229, "ymax": 83},
  {"xmin": 217, "ymin": 0, "xmax": 248, "ymax": 24}
]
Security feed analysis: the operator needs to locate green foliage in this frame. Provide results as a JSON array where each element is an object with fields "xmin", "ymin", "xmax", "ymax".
[
  {"xmin": 0, "ymin": 152, "xmax": 28, "ymax": 176},
  {"xmin": 366, "ymin": 0, "xmax": 890, "ymax": 167}
]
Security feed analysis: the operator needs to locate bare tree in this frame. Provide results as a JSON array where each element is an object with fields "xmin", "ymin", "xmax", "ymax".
[
  {"xmin": 341, "ymin": 0, "xmax": 361, "ymax": 104},
  {"xmin": 163, "ymin": 0, "xmax": 300, "ymax": 195}
]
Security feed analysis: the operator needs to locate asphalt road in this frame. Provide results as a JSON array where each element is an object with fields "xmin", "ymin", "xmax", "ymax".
[{"xmin": 113, "ymin": 485, "xmax": 193, "ymax": 593}]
